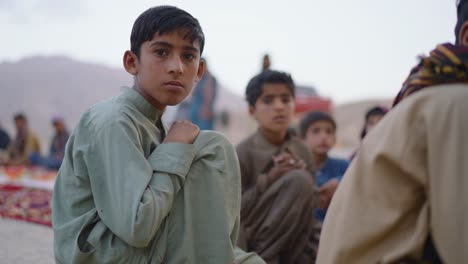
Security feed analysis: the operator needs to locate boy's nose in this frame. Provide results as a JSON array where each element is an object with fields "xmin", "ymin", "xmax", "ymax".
[
  {"xmin": 273, "ymin": 98, "xmax": 285, "ymax": 109},
  {"xmin": 168, "ymin": 56, "xmax": 183, "ymax": 75}
]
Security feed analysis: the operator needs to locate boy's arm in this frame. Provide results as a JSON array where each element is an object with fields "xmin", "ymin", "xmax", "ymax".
[{"xmin": 87, "ymin": 118, "xmax": 196, "ymax": 248}]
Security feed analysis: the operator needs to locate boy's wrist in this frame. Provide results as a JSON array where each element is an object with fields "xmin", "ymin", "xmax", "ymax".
[{"xmin": 148, "ymin": 142, "xmax": 196, "ymax": 180}]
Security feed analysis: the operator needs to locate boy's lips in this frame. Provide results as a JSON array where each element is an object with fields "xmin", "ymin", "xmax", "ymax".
[
  {"xmin": 272, "ymin": 115, "xmax": 288, "ymax": 122},
  {"xmin": 163, "ymin": 81, "xmax": 185, "ymax": 91}
]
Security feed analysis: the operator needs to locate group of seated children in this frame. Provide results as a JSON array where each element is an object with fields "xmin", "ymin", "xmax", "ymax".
[{"xmin": 235, "ymin": 69, "xmax": 386, "ymax": 262}]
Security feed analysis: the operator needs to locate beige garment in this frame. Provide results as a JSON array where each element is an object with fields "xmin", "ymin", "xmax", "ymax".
[
  {"xmin": 237, "ymin": 130, "xmax": 319, "ymax": 263},
  {"xmin": 8, "ymin": 130, "xmax": 41, "ymax": 165},
  {"xmin": 317, "ymin": 84, "xmax": 468, "ymax": 264}
]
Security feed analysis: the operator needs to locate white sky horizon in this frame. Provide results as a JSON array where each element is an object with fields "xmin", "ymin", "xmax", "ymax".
[{"xmin": 0, "ymin": 0, "xmax": 458, "ymax": 104}]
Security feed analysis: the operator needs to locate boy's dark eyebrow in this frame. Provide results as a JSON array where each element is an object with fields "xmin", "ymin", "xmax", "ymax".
[
  {"xmin": 263, "ymin": 93, "xmax": 292, "ymax": 97},
  {"xmin": 150, "ymin": 41, "xmax": 173, "ymax": 48},
  {"xmin": 182, "ymin": 45, "xmax": 199, "ymax": 53},
  {"xmin": 149, "ymin": 41, "xmax": 199, "ymax": 53}
]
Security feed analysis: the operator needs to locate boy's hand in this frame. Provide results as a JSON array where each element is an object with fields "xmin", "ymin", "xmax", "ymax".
[
  {"xmin": 163, "ymin": 120, "xmax": 200, "ymax": 144},
  {"xmin": 318, "ymin": 178, "xmax": 339, "ymax": 209},
  {"xmin": 267, "ymin": 152, "xmax": 306, "ymax": 184}
]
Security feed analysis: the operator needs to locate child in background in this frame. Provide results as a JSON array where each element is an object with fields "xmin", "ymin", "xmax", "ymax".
[
  {"xmin": 360, "ymin": 106, "xmax": 388, "ymax": 139},
  {"xmin": 299, "ymin": 111, "xmax": 349, "ymax": 222},
  {"xmin": 237, "ymin": 70, "xmax": 319, "ymax": 263}
]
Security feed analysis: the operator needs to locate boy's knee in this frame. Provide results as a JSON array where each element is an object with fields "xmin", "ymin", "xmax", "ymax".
[{"xmin": 281, "ymin": 170, "xmax": 314, "ymax": 191}]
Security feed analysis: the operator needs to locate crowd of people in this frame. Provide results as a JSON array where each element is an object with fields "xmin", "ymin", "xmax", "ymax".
[
  {"xmin": 4, "ymin": 1, "xmax": 466, "ymax": 263},
  {"xmin": 0, "ymin": 113, "xmax": 69, "ymax": 170}
]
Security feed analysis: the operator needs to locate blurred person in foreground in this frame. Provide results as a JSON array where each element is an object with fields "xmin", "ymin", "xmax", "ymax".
[
  {"xmin": 29, "ymin": 115, "xmax": 69, "ymax": 170},
  {"xmin": 317, "ymin": 0, "xmax": 468, "ymax": 263}
]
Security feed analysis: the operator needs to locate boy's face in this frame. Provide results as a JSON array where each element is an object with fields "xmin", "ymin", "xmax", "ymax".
[
  {"xmin": 365, "ymin": 114, "xmax": 384, "ymax": 134},
  {"xmin": 303, "ymin": 120, "xmax": 336, "ymax": 156},
  {"xmin": 14, "ymin": 119, "xmax": 26, "ymax": 132},
  {"xmin": 124, "ymin": 30, "xmax": 205, "ymax": 110},
  {"xmin": 249, "ymin": 83, "xmax": 294, "ymax": 135}
]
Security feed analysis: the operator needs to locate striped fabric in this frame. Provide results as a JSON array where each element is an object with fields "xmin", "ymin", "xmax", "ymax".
[{"xmin": 393, "ymin": 43, "xmax": 468, "ymax": 106}]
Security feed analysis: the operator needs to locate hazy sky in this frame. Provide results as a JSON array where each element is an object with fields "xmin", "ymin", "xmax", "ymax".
[{"xmin": 0, "ymin": 0, "xmax": 457, "ymax": 103}]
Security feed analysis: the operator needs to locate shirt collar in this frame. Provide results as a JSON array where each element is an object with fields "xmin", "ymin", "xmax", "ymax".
[
  {"xmin": 253, "ymin": 128, "xmax": 293, "ymax": 150},
  {"xmin": 120, "ymin": 86, "xmax": 164, "ymax": 123}
]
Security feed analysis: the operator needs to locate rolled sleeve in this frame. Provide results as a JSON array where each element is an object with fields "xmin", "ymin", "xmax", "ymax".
[{"xmin": 149, "ymin": 142, "xmax": 196, "ymax": 178}]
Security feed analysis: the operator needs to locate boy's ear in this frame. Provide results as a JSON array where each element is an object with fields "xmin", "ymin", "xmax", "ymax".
[
  {"xmin": 195, "ymin": 58, "xmax": 206, "ymax": 81},
  {"xmin": 248, "ymin": 105, "xmax": 255, "ymax": 116},
  {"xmin": 123, "ymin": 50, "xmax": 139, "ymax": 75}
]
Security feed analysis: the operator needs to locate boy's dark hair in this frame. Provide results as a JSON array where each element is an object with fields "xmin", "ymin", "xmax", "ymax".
[
  {"xmin": 245, "ymin": 70, "xmax": 295, "ymax": 107},
  {"xmin": 365, "ymin": 106, "xmax": 388, "ymax": 121},
  {"xmin": 131, "ymin": 6, "xmax": 205, "ymax": 57},
  {"xmin": 299, "ymin": 111, "xmax": 336, "ymax": 137},
  {"xmin": 455, "ymin": 0, "xmax": 468, "ymax": 44},
  {"xmin": 13, "ymin": 113, "xmax": 26, "ymax": 122}
]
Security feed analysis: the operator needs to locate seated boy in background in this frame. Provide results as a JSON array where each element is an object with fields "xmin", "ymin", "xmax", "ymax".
[
  {"xmin": 236, "ymin": 70, "xmax": 320, "ymax": 264},
  {"xmin": 299, "ymin": 111, "xmax": 349, "ymax": 222}
]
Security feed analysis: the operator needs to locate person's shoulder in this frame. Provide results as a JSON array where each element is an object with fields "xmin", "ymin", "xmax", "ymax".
[
  {"xmin": 28, "ymin": 130, "xmax": 40, "ymax": 141},
  {"xmin": 236, "ymin": 133, "xmax": 256, "ymax": 153},
  {"xmin": 391, "ymin": 84, "xmax": 468, "ymax": 125},
  {"xmin": 77, "ymin": 96, "xmax": 132, "ymax": 134},
  {"xmin": 397, "ymin": 84, "xmax": 468, "ymax": 110}
]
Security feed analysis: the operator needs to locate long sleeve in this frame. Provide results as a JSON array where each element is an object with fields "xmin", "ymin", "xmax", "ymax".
[{"xmin": 87, "ymin": 117, "xmax": 196, "ymax": 248}]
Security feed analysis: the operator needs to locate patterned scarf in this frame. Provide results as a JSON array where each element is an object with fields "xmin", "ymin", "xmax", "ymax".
[{"xmin": 393, "ymin": 43, "xmax": 468, "ymax": 107}]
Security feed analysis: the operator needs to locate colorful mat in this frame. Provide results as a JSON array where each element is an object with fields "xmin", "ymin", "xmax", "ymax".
[
  {"xmin": 0, "ymin": 184, "xmax": 52, "ymax": 227},
  {"xmin": 0, "ymin": 166, "xmax": 57, "ymax": 190}
]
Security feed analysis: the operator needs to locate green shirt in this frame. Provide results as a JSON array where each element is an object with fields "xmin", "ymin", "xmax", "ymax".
[{"xmin": 52, "ymin": 87, "xmax": 264, "ymax": 264}]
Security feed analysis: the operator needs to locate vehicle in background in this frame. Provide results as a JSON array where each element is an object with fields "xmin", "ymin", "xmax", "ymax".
[{"xmin": 294, "ymin": 85, "xmax": 332, "ymax": 123}]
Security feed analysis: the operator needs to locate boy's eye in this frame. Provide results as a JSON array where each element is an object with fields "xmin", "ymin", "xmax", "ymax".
[
  {"xmin": 262, "ymin": 97, "xmax": 273, "ymax": 104},
  {"xmin": 155, "ymin": 49, "xmax": 168, "ymax": 57},
  {"xmin": 281, "ymin": 96, "xmax": 292, "ymax": 104},
  {"xmin": 183, "ymin": 53, "xmax": 196, "ymax": 60}
]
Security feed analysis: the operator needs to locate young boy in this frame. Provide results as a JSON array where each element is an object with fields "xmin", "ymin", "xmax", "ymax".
[
  {"xmin": 299, "ymin": 111, "xmax": 349, "ymax": 221},
  {"xmin": 236, "ymin": 70, "xmax": 320, "ymax": 263},
  {"xmin": 360, "ymin": 106, "xmax": 388, "ymax": 140},
  {"xmin": 52, "ymin": 6, "xmax": 264, "ymax": 264}
]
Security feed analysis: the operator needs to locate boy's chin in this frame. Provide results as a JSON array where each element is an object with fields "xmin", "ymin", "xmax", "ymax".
[
  {"xmin": 164, "ymin": 97, "xmax": 186, "ymax": 106},
  {"xmin": 314, "ymin": 149, "xmax": 330, "ymax": 156}
]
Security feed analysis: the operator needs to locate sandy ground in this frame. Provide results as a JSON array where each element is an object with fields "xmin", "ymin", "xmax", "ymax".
[{"xmin": 0, "ymin": 218, "xmax": 54, "ymax": 263}]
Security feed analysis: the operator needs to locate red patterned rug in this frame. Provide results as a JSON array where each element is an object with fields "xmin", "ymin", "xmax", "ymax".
[{"xmin": 0, "ymin": 184, "xmax": 52, "ymax": 227}]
